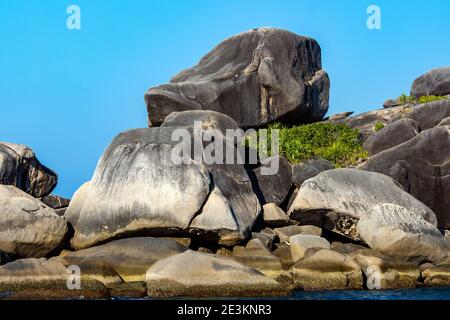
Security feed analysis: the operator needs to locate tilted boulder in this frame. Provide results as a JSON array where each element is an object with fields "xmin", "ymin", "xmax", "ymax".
[
  {"xmin": 363, "ymin": 118, "xmax": 419, "ymax": 156},
  {"xmin": 289, "ymin": 234, "xmax": 330, "ymax": 263},
  {"xmin": 288, "ymin": 169, "xmax": 437, "ymax": 240},
  {"xmin": 145, "ymin": 250, "xmax": 286, "ymax": 297},
  {"xmin": 66, "ymin": 126, "xmax": 261, "ymax": 249},
  {"xmin": 411, "ymin": 67, "xmax": 450, "ymax": 98},
  {"xmin": 0, "ymin": 142, "xmax": 57, "ymax": 197},
  {"xmin": 357, "ymin": 204, "xmax": 449, "ymax": 264},
  {"xmin": 360, "ymin": 126, "xmax": 450, "ymax": 229},
  {"xmin": 0, "ymin": 185, "xmax": 68, "ymax": 258},
  {"xmin": 145, "ymin": 28, "xmax": 329, "ymax": 128}
]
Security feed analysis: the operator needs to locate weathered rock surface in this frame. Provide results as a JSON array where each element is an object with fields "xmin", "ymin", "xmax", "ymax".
[
  {"xmin": 289, "ymin": 235, "xmax": 330, "ymax": 262},
  {"xmin": 232, "ymin": 239, "xmax": 287, "ymax": 280},
  {"xmin": 350, "ymin": 249, "xmax": 420, "ymax": 289},
  {"xmin": 250, "ymin": 155, "xmax": 292, "ymax": 206},
  {"xmin": 145, "ymin": 250, "xmax": 286, "ymax": 297},
  {"xmin": 292, "ymin": 249, "xmax": 363, "ymax": 290},
  {"xmin": 406, "ymin": 99, "xmax": 450, "ymax": 130},
  {"xmin": 288, "ymin": 169, "xmax": 437, "ymax": 240},
  {"xmin": 0, "ymin": 142, "xmax": 57, "ymax": 198},
  {"xmin": 161, "ymin": 110, "xmax": 242, "ymax": 144},
  {"xmin": 60, "ymin": 237, "xmax": 187, "ymax": 282},
  {"xmin": 357, "ymin": 204, "xmax": 449, "ymax": 264},
  {"xmin": 0, "ymin": 258, "xmax": 109, "ymax": 295},
  {"xmin": 145, "ymin": 28, "xmax": 330, "ymax": 128},
  {"xmin": 422, "ymin": 264, "xmax": 450, "ymax": 286},
  {"xmin": 0, "ymin": 185, "xmax": 67, "ymax": 258},
  {"xmin": 262, "ymin": 203, "xmax": 290, "ymax": 228},
  {"xmin": 273, "ymin": 243, "xmax": 294, "ymax": 270},
  {"xmin": 66, "ymin": 127, "xmax": 261, "ymax": 249},
  {"xmin": 291, "ymin": 158, "xmax": 334, "ymax": 187},
  {"xmin": 331, "ymin": 242, "xmax": 367, "ymax": 255},
  {"xmin": 252, "ymin": 228, "xmax": 278, "ymax": 249},
  {"xmin": 360, "ymin": 126, "xmax": 450, "ymax": 228},
  {"xmin": 439, "ymin": 117, "xmax": 450, "ymax": 126},
  {"xmin": 363, "ymin": 118, "xmax": 419, "ymax": 156},
  {"xmin": 273, "ymin": 225, "xmax": 322, "ymax": 243},
  {"xmin": 411, "ymin": 67, "xmax": 450, "ymax": 98}
]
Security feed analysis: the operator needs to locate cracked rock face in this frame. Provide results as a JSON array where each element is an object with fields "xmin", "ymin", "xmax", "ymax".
[
  {"xmin": 0, "ymin": 142, "xmax": 58, "ymax": 198},
  {"xmin": 66, "ymin": 126, "xmax": 261, "ymax": 250},
  {"xmin": 0, "ymin": 185, "xmax": 68, "ymax": 258},
  {"xmin": 287, "ymin": 169, "xmax": 437, "ymax": 241},
  {"xmin": 145, "ymin": 28, "xmax": 329, "ymax": 128}
]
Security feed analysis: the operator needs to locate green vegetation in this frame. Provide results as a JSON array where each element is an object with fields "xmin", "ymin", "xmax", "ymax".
[
  {"xmin": 417, "ymin": 95, "xmax": 447, "ymax": 104},
  {"xmin": 374, "ymin": 122, "xmax": 385, "ymax": 132},
  {"xmin": 244, "ymin": 122, "xmax": 368, "ymax": 168},
  {"xmin": 398, "ymin": 93, "xmax": 416, "ymax": 105},
  {"xmin": 398, "ymin": 93, "xmax": 447, "ymax": 105}
]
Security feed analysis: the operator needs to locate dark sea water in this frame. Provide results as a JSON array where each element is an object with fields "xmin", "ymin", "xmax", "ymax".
[{"xmin": 2, "ymin": 287, "xmax": 450, "ymax": 300}]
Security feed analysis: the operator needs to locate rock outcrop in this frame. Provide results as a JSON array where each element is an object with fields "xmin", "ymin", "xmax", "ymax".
[
  {"xmin": 0, "ymin": 142, "xmax": 57, "ymax": 198},
  {"xmin": 145, "ymin": 28, "xmax": 330, "ymax": 128},
  {"xmin": 363, "ymin": 118, "xmax": 419, "ymax": 156},
  {"xmin": 411, "ymin": 67, "xmax": 450, "ymax": 98},
  {"xmin": 0, "ymin": 185, "xmax": 67, "ymax": 258},
  {"xmin": 66, "ymin": 126, "xmax": 260, "ymax": 249},
  {"xmin": 60, "ymin": 237, "xmax": 188, "ymax": 282},
  {"xmin": 288, "ymin": 169, "xmax": 437, "ymax": 240},
  {"xmin": 360, "ymin": 126, "xmax": 450, "ymax": 228},
  {"xmin": 292, "ymin": 249, "xmax": 363, "ymax": 290}
]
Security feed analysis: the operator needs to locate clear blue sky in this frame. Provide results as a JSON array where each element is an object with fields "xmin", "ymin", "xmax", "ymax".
[{"xmin": 1, "ymin": 0, "xmax": 449, "ymax": 198}]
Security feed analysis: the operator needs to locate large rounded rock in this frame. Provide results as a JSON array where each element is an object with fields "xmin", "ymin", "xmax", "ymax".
[
  {"xmin": 363, "ymin": 118, "xmax": 419, "ymax": 156},
  {"xmin": 0, "ymin": 142, "xmax": 57, "ymax": 198},
  {"xmin": 250, "ymin": 155, "xmax": 292, "ymax": 206},
  {"xmin": 145, "ymin": 28, "xmax": 329, "ymax": 128},
  {"xmin": 0, "ymin": 185, "xmax": 68, "ymax": 258},
  {"xmin": 60, "ymin": 237, "xmax": 188, "ymax": 282},
  {"xmin": 288, "ymin": 169, "xmax": 437, "ymax": 240},
  {"xmin": 66, "ymin": 127, "xmax": 260, "ymax": 249},
  {"xmin": 145, "ymin": 250, "xmax": 286, "ymax": 297},
  {"xmin": 291, "ymin": 158, "xmax": 334, "ymax": 187},
  {"xmin": 411, "ymin": 67, "xmax": 450, "ymax": 98},
  {"xmin": 357, "ymin": 204, "xmax": 449, "ymax": 264},
  {"xmin": 360, "ymin": 126, "xmax": 450, "ymax": 229},
  {"xmin": 406, "ymin": 99, "xmax": 450, "ymax": 130}
]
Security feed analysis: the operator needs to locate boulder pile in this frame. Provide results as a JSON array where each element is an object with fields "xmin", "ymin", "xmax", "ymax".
[{"xmin": 0, "ymin": 29, "xmax": 449, "ymax": 299}]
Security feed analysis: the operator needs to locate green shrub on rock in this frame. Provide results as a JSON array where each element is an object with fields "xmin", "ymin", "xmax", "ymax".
[{"xmin": 245, "ymin": 122, "xmax": 368, "ymax": 167}]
